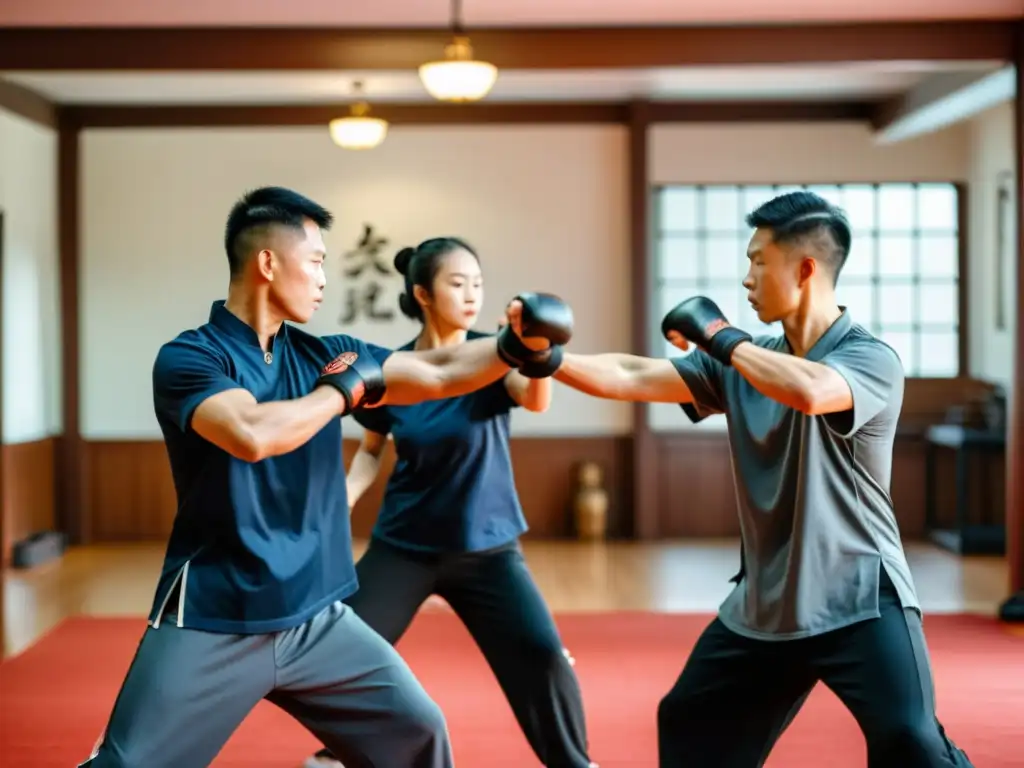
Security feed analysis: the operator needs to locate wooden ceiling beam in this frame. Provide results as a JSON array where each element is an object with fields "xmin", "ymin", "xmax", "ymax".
[
  {"xmin": 62, "ymin": 100, "xmax": 880, "ymax": 129},
  {"xmin": 0, "ymin": 77, "xmax": 57, "ymax": 127},
  {"xmin": 0, "ymin": 22, "xmax": 1014, "ymax": 71}
]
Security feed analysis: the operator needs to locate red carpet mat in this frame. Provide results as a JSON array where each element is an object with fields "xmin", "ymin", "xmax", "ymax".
[{"xmin": 1, "ymin": 612, "xmax": 1021, "ymax": 767}]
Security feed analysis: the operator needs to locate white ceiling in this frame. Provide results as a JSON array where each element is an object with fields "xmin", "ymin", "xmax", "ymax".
[
  {"xmin": 2, "ymin": 63, "xmax": 1004, "ymax": 105},
  {"xmin": 0, "ymin": 0, "xmax": 1020, "ymax": 26}
]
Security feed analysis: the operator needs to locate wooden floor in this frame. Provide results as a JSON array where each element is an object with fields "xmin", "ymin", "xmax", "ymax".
[{"xmin": 2, "ymin": 539, "xmax": 1013, "ymax": 658}]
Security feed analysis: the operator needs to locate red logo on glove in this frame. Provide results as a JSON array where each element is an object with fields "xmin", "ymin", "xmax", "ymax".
[
  {"xmin": 322, "ymin": 351, "xmax": 359, "ymax": 376},
  {"xmin": 704, "ymin": 319, "xmax": 730, "ymax": 337}
]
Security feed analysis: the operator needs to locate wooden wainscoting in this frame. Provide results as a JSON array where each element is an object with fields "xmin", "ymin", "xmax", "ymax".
[
  {"xmin": 344, "ymin": 436, "xmax": 632, "ymax": 539},
  {"xmin": 84, "ymin": 440, "xmax": 178, "ymax": 540},
  {"xmin": 654, "ymin": 432, "xmax": 736, "ymax": 537},
  {"xmin": 652, "ymin": 430, "xmax": 1004, "ymax": 538},
  {"xmin": 82, "ymin": 436, "xmax": 633, "ymax": 542},
  {"xmin": 652, "ymin": 378, "xmax": 1007, "ymax": 538},
  {"xmin": 2, "ymin": 437, "xmax": 57, "ymax": 565},
  {"xmin": 79, "ymin": 376, "xmax": 1005, "ymax": 543},
  {"xmin": 79, "ymin": 430, "xmax": 1004, "ymax": 543}
]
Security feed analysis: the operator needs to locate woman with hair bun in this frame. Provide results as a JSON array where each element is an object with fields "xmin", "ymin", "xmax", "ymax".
[{"xmin": 304, "ymin": 237, "xmax": 596, "ymax": 768}]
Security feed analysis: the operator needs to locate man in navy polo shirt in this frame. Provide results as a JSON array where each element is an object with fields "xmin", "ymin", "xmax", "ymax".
[{"xmin": 78, "ymin": 186, "xmax": 573, "ymax": 768}]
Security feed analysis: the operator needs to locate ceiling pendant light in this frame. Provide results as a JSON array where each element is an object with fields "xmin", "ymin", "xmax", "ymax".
[
  {"xmin": 418, "ymin": 0, "xmax": 498, "ymax": 102},
  {"xmin": 329, "ymin": 82, "xmax": 388, "ymax": 150}
]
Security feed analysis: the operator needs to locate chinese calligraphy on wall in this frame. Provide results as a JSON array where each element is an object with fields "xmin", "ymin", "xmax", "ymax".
[{"xmin": 339, "ymin": 223, "xmax": 396, "ymax": 325}]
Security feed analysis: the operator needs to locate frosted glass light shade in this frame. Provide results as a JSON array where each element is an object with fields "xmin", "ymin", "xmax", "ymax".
[
  {"xmin": 419, "ymin": 59, "xmax": 498, "ymax": 102},
  {"xmin": 418, "ymin": 36, "xmax": 498, "ymax": 102},
  {"xmin": 329, "ymin": 116, "xmax": 388, "ymax": 150}
]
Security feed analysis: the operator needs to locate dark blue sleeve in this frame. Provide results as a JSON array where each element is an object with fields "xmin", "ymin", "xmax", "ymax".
[
  {"xmin": 464, "ymin": 330, "xmax": 518, "ymax": 415},
  {"xmin": 322, "ymin": 333, "xmax": 394, "ymax": 370},
  {"xmin": 324, "ymin": 334, "xmax": 395, "ymax": 435},
  {"xmin": 670, "ymin": 350, "xmax": 727, "ymax": 423},
  {"xmin": 352, "ymin": 403, "xmax": 393, "ymax": 435},
  {"xmin": 152, "ymin": 336, "xmax": 241, "ymax": 433},
  {"xmin": 479, "ymin": 374, "xmax": 520, "ymax": 415}
]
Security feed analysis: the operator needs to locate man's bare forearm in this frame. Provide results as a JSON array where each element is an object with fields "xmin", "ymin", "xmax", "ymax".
[
  {"xmin": 431, "ymin": 338, "xmax": 512, "ymax": 398},
  {"xmin": 382, "ymin": 338, "xmax": 512, "ymax": 405},
  {"xmin": 244, "ymin": 386, "xmax": 345, "ymax": 460},
  {"xmin": 554, "ymin": 352, "xmax": 650, "ymax": 400}
]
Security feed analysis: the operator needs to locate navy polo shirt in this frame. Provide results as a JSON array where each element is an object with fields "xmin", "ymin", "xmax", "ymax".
[
  {"xmin": 352, "ymin": 331, "xmax": 528, "ymax": 554},
  {"xmin": 148, "ymin": 300, "xmax": 392, "ymax": 634}
]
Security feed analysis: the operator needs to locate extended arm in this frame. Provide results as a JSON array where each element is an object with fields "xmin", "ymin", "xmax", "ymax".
[
  {"xmin": 379, "ymin": 337, "xmax": 512, "ymax": 405},
  {"xmin": 554, "ymin": 352, "xmax": 694, "ymax": 403},
  {"xmin": 346, "ymin": 429, "xmax": 388, "ymax": 506},
  {"xmin": 730, "ymin": 342, "xmax": 852, "ymax": 415},
  {"xmin": 378, "ymin": 293, "xmax": 572, "ymax": 407}
]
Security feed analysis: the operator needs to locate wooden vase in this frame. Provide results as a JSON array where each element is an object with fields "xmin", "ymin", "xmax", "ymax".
[{"xmin": 573, "ymin": 461, "xmax": 608, "ymax": 541}]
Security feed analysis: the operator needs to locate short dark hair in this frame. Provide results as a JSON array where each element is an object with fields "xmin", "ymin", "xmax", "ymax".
[
  {"xmin": 394, "ymin": 237, "xmax": 479, "ymax": 323},
  {"xmin": 745, "ymin": 191, "xmax": 852, "ymax": 283},
  {"xmin": 224, "ymin": 186, "xmax": 334, "ymax": 278}
]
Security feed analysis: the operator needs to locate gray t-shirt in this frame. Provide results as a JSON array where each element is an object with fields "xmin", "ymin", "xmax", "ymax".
[{"xmin": 673, "ymin": 309, "xmax": 920, "ymax": 640}]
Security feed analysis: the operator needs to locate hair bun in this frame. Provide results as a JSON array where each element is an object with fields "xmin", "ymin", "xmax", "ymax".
[
  {"xmin": 394, "ymin": 247, "xmax": 416, "ymax": 275},
  {"xmin": 398, "ymin": 291, "xmax": 422, "ymax": 321}
]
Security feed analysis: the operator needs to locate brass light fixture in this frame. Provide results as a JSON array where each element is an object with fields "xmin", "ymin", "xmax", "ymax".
[
  {"xmin": 329, "ymin": 81, "xmax": 388, "ymax": 150},
  {"xmin": 418, "ymin": 0, "xmax": 498, "ymax": 102}
]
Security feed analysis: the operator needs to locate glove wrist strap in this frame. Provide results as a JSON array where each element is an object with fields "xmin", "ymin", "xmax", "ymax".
[
  {"xmin": 496, "ymin": 325, "xmax": 549, "ymax": 367},
  {"xmin": 708, "ymin": 327, "xmax": 752, "ymax": 366},
  {"xmin": 518, "ymin": 344, "xmax": 563, "ymax": 379},
  {"xmin": 316, "ymin": 377, "xmax": 358, "ymax": 414}
]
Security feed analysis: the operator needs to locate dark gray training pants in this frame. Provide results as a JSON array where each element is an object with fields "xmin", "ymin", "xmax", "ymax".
[{"xmin": 78, "ymin": 600, "xmax": 453, "ymax": 768}]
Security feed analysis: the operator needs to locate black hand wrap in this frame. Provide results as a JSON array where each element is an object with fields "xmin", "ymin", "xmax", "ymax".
[
  {"xmin": 315, "ymin": 350, "xmax": 387, "ymax": 414},
  {"xmin": 496, "ymin": 292, "xmax": 574, "ymax": 374},
  {"xmin": 661, "ymin": 296, "xmax": 752, "ymax": 366}
]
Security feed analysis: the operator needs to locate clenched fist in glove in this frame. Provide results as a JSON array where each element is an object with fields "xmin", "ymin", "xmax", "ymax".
[
  {"xmin": 496, "ymin": 292, "xmax": 574, "ymax": 378},
  {"xmin": 661, "ymin": 297, "xmax": 752, "ymax": 366}
]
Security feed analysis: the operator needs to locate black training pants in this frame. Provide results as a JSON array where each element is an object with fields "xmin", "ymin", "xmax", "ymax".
[
  {"xmin": 657, "ymin": 571, "xmax": 974, "ymax": 768},
  {"xmin": 317, "ymin": 537, "xmax": 593, "ymax": 768}
]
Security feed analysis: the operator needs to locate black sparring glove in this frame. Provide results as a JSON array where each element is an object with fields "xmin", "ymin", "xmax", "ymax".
[
  {"xmin": 315, "ymin": 350, "xmax": 386, "ymax": 414},
  {"xmin": 496, "ymin": 292, "xmax": 574, "ymax": 372},
  {"xmin": 661, "ymin": 296, "xmax": 752, "ymax": 366}
]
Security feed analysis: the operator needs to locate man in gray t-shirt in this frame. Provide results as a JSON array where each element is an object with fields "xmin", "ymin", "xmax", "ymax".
[
  {"xmin": 672, "ymin": 309, "xmax": 918, "ymax": 640},
  {"xmin": 555, "ymin": 191, "xmax": 973, "ymax": 767}
]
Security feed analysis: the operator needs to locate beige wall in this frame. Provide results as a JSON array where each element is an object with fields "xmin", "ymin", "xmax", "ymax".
[
  {"xmin": 79, "ymin": 125, "xmax": 632, "ymax": 439},
  {"xmin": 650, "ymin": 121, "xmax": 970, "ymax": 186},
  {"xmin": 0, "ymin": 107, "xmax": 61, "ymax": 444},
  {"xmin": 77, "ymin": 116, "xmax": 1014, "ymax": 440}
]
